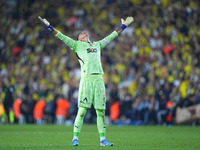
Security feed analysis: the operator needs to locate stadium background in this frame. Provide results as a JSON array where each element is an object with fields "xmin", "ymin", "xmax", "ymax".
[{"xmin": 0, "ymin": 0, "xmax": 200, "ymax": 126}]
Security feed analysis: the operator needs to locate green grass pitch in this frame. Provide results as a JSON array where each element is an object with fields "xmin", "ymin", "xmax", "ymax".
[{"xmin": 0, "ymin": 125, "xmax": 200, "ymax": 150}]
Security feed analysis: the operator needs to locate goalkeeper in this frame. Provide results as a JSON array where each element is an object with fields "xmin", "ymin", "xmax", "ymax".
[{"xmin": 38, "ymin": 16, "xmax": 134, "ymax": 147}]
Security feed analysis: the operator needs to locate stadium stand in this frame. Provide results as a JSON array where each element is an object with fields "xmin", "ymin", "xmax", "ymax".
[{"xmin": 1, "ymin": 0, "xmax": 200, "ymax": 125}]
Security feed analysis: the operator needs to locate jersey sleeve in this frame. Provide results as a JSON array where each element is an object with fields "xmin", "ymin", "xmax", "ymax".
[
  {"xmin": 55, "ymin": 31, "xmax": 77, "ymax": 51},
  {"xmin": 98, "ymin": 31, "xmax": 118, "ymax": 50}
]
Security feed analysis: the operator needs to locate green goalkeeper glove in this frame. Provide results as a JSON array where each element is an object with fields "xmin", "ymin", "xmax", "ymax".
[
  {"xmin": 38, "ymin": 16, "xmax": 54, "ymax": 32},
  {"xmin": 120, "ymin": 16, "xmax": 134, "ymax": 30}
]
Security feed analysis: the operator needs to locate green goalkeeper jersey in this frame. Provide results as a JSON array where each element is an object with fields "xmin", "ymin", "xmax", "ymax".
[{"xmin": 56, "ymin": 31, "xmax": 118, "ymax": 77}]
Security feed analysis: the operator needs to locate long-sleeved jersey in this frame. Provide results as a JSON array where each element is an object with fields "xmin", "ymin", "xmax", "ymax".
[{"xmin": 56, "ymin": 31, "xmax": 118, "ymax": 77}]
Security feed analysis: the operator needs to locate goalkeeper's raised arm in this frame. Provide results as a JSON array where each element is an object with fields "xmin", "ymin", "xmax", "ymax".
[
  {"xmin": 38, "ymin": 16, "xmax": 134, "ymax": 36},
  {"xmin": 38, "ymin": 16, "xmax": 58, "ymax": 35},
  {"xmin": 98, "ymin": 16, "xmax": 134, "ymax": 49},
  {"xmin": 38, "ymin": 16, "xmax": 134, "ymax": 51},
  {"xmin": 38, "ymin": 16, "xmax": 77, "ymax": 50}
]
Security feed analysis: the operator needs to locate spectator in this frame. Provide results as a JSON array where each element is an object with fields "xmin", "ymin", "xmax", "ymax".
[
  {"xmin": 55, "ymin": 96, "xmax": 70, "ymax": 125},
  {"xmin": 33, "ymin": 98, "xmax": 46, "ymax": 125},
  {"xmin": 2, "ymin": 78, "xmax": 15, "ymax": 124},
  {"xmin": 20, "ymin": 95, "xmax": 36, "ymax": 123}
]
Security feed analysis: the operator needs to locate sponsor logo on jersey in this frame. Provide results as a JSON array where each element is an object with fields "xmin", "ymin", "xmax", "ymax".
[
  {"xmin": 87, "ymin": 48, "xmax": 97, "ymax": 53},
  {"xmin": 80, "ymin": 97, "xmax": 88, "ymax": 104}
]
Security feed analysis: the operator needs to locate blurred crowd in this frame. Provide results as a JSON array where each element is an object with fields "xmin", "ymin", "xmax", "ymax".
[{"xmin": 1, "ymin": 0, "xmax": 200, "ymax": 125}]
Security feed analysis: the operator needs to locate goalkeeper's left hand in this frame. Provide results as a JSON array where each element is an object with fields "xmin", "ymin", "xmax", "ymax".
[
  {"xmin": 121, "ymin": 16, "xmax": 134, "ymax": 27},
  {"xmin": 116, "ymin": 16, "xmax": 134, "ymax": 34}
]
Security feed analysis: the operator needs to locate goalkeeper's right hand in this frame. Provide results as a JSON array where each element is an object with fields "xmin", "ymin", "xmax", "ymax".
[{"xmin": 38, "ymin": 16, "xmax": 54, "ymax": 32}]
